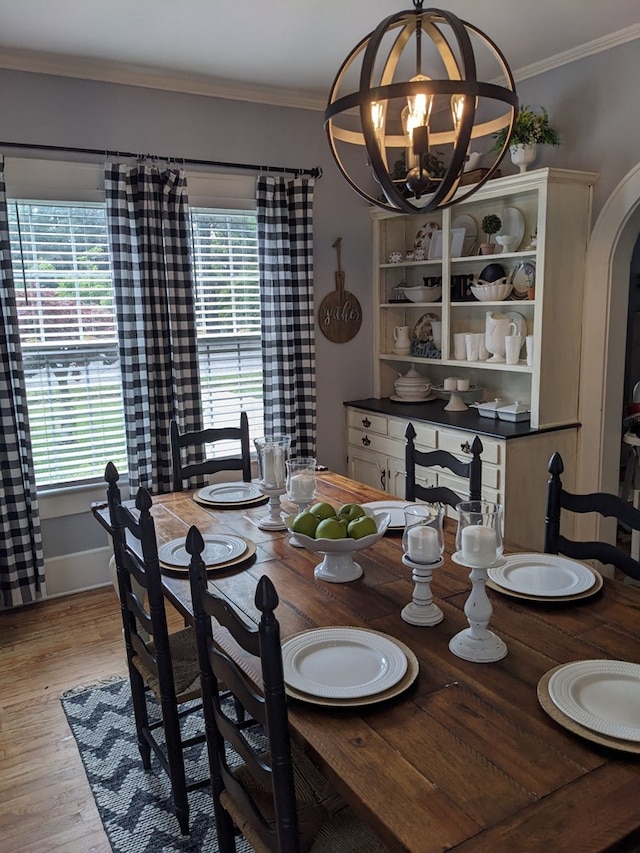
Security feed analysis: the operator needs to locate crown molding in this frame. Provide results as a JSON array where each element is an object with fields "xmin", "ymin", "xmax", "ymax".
[
  {"xmin": 1, "ymin": 23, "xmax": 639, "ymax": 111},
  {"xmin": 513, "ymin": 23, "xmax": 640, "ymax": 82},
  {"xmin": 0, "ymin": 47, "xmax": 327, "ymax": 111}
]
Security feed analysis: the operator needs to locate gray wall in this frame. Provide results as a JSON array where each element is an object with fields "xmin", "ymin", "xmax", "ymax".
[{"xmin": 2, "ymin": 36, "xmax": 640, "ymax": 571}]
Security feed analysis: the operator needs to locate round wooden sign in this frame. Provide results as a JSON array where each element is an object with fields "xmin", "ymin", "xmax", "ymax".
[{"xmin": 318, "ymin": 238, "xmax": 362, "ymax": 343}]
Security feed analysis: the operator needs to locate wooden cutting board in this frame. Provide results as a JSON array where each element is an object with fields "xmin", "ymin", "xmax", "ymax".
[{"xmin": 317, "ymin": 237, "xmax": 362, "ymax": 343}]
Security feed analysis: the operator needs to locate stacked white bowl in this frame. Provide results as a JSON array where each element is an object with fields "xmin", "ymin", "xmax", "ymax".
[{"xmin": 394, "ymin": 366, "xmax": 431, "ymax": 401}]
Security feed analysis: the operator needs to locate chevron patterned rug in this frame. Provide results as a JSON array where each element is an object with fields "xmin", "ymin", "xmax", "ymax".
[{"xmin": 61, "ymin": 677, "xmax": 253, "ymax": 853}]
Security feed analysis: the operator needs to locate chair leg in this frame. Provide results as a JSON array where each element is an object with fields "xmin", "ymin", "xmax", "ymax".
[
  {"xmin": 128, "ymin": 666, "xmax": 152, "ymax": 769},
  {"xmin": 162, "ymin": 700, "xmax": 191, "ymax": 835}
]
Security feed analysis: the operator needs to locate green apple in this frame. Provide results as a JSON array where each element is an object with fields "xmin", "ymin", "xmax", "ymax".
[
  {"xmin": 337, "ymin": 503, "xmax": 366, "ymax": 523},
  {"xmin": 347, "ymin": 515, "xmax": 378, "ymax": 540},
  {"xmin": 310, "ymin": 501, "xmax": 337, "ymax": 520},
  {"xmin": 315, "ymin": 517, "xmax": 348, "ymax": 539},
  {"xmin": 291, "ymin": 510, "xmax": 320, "ymax": 538}
]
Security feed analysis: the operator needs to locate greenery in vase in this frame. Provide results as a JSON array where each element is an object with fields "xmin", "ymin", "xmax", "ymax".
[
  {"xmin": 481, "ymin": 214, "xmax": 502, "ymax": 240},
  {"xmin": 492, "ymin": 105, "xmax": 560, "ymax": 151}
]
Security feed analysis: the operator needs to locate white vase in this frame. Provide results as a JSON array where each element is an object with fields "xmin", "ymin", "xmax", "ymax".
[{"xmin": 510, "ymin": 143, "xmax": 537, "ymax": 173}]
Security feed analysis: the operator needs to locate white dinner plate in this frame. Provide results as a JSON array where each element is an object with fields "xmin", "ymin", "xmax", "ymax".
[
  {"xmin": 281, "ymin": 627, "xmax": 408, "ymax": 699},
  {"xmin": 361, "ymin": 500, "xmax": 411, "ymax": 530},
  {"xmin": 548, "ymin": 660, "xmax": 640, "ymax": 742},
  {"xmin": 488, "ymin": 553, "xmax": 595, "ymax": 597},
  {"xmin": 452, "ymin": 214, "xmax": 477, "ymax": 256},
  {"xmin": 158, "ymin": 534, "xmax": 247, "ymax": 568},
  {"xmin": 195, "ymin": 482, "xmax": 264, "ymax": 505},
  {"xmin": 498, "ymin": 206, "xmax": 525, "ymax": 249}
]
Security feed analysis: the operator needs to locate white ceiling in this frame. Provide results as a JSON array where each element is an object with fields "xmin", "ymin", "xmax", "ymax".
[{"xmin": 1, "ymin": 0, "xmax": 640, "ymax": 110}]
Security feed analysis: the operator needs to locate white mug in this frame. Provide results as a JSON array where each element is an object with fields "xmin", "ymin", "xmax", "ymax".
[
  {"xmin": 505, "ymin": 334, "xmax": 523, "ymax": 365},
  {"xmin": 453, "ymin": 333, "xmax": 467, "ymax": 361},
  {"xmin": 526, "ymin": 335, "xmax": 534, "ymax": 366}
]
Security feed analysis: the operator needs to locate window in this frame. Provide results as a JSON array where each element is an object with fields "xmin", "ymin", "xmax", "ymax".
[
  {"xmin": 9, "ymin": 202, "xmax": 127, "ymax": 487},
  {"xmin": 8, "ymin": 199, "xmax": 262, "ymax": 488},
  {"xmin": 191, "ymin": 209, "xmax": 263, "ymax": 444}
]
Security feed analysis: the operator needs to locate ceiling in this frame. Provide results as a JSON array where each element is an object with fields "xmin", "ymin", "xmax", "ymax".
[{"xmin": 1, "ymin": 0, "xmax": 640, "ymax": 110}]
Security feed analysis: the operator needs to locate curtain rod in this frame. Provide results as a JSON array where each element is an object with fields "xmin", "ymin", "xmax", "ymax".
[{"xmin": 0, "ymin": 141, "xmax": 323, "ymax": 179}]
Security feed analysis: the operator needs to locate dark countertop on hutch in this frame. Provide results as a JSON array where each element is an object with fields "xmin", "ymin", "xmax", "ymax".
[{"xmin": 344, "ymin": 397, "xmax": 580, "ymax": 440}]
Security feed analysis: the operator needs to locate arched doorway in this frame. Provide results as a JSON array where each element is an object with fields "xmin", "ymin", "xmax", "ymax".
[{"xmin": 578, "ymin": 163, "xmax": 640, "ymax": 541}]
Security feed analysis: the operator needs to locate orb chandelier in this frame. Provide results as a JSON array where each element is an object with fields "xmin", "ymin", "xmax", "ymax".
[{"xmin": 324, "ymin": 1, "xmax": 518, "ymax": 214}]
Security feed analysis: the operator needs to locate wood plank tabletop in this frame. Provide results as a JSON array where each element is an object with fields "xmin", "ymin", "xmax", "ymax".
[{"xmin": 92, "ymin": 472, "xmax": 640, "ymax": 852}]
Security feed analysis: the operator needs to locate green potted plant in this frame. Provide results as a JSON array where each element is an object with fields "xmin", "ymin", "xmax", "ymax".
[
  {"xmin": 480, "ymin": 214, "xmax": 502, "ymax": 255},
  {"xmin": 492, "ymin": 105, "xmax": 560, "ymax": 173}
]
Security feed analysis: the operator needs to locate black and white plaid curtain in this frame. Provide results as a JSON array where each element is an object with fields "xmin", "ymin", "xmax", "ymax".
[
  {"xmin": 105, "ymin": 163, "xmax": 202, "ymax": 493},
  {"xmin": 0, "ymin": 157, "xmax": 45, "ymax": 608},
  {"xmin": 256, "ymin": 176, "xmax": 316, "ymax": 456}
]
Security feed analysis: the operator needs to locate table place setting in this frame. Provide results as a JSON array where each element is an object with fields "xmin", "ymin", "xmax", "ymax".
[
  {"xmin": 486, "ymin": 553, "xmax": 603, "ymax": 602},
  {"xmin": 281, "ymin": 626, "xmax": 419, "ymax": 707},
  {"xmin": 537, "ymin": 659, "xmax": 640, "ymax": 754},
  {"xmin": 193, "ymin": 481, "xmax": 268, "ymax": 509},
  {"xmin": 360, "ymin": 500, "xmax": 411, "ymax": 531},
  {"xmin": 157, "ymin": 533, "xmax": 256, "ymax": 574}
]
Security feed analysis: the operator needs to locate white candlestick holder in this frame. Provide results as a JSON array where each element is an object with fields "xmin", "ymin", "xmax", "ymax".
[
  {"xmin": 401, "ymin": 554, "xmax": 444, "ymax": 625},
  {"xmin": 449, "ymin": 500, "xmax": 507, "ymax": 663},
  {"xmin": 285, "ymin": 457, "xmax": 317, "ymax": 547},
  {"xmin": 257, "ymin": 483, "xmax": 288, "ymax": 530},
  {"xmin": 401, "ymin": 503, "xmax": 445, "ymax": 626}
]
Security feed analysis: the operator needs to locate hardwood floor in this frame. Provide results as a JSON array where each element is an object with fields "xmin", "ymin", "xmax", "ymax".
[{"xmin": 0, "ymin": 585, "xmax": 183, "ymax": 852}]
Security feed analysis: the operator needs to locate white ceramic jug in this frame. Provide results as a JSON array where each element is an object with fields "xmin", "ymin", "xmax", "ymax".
[
  {"xmin": 485, "ymin": 313, "xmax": 516, "ymax": 363},
  {"xmin": 393, "ymin": 325, "xmax": 411, "ymax": 354}
]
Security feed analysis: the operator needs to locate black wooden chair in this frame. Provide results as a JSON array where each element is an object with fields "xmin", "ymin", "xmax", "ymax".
[
  {"xmin": 105, "ymin": 462, "xmax": 207, "ymax": 835},
  {"xmin": 170, "ymin": 411, "xmax": 251, "ymax": 491},
  {"xmin": 187, "ymin": 525, "xmax": 388, "ymax": 853},
  {"xmin": 544, "ymin": 451, "xmax": 640, "ymax": 580},
  {"xmin": 404, "ymin": 423, "xmax": 483, "ymax": 510}
]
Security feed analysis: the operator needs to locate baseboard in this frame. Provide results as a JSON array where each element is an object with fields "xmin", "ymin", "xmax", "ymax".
[{"xmin": 44, "ymin": 546, "xmax": 114, "ymax": 598}]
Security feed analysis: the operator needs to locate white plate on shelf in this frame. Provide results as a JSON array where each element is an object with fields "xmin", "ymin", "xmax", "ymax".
[
  {"xmin": 499, "ymin": 206, "xmax": 525, "ymax": 249},
  {"xmin": 548, "ymin": 660, "xmax": 640, "ymax": 742},
  {"xmin": 158, "ymin": 534, "xmax": 247, "ymax": 568},
  {"xmin": 487, "ymin": 554, "xmax": 595, "ymax": 597},
  {"xmin": 360, "ymin": 501, "xmax": 410, "ymax": 530},
  {"xmin": 281, "ymin": 627, "xmax": 408, "ymax": 699},
  {"xmin": 452, "ymin": 214, "xmax": 477, "ymax": 256},
  {"xmin": 510, "ymin": 260, "xmax": 536, "ymax": 300},
  {"xmin": 428, "ymin": 228, "xmax": 465, "ymax": 260}
]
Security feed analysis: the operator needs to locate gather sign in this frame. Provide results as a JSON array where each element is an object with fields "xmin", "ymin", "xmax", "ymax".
[{"xmin": 317, "ymin": 237, "xmax": 362, "ymax": 343}]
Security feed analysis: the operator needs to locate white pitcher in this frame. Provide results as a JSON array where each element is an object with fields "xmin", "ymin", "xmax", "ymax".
[
  {"xmin": 485, "ymin": 313, "xmax": 516, "ymax": 363},
  {"xmin": 393, "ymin": 325, "xmax": 411, "ymax": 353}
]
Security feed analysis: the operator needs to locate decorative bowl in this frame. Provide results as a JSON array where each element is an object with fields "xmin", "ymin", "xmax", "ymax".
[
  {"xmin": 402, "ymin": 285, "xmax": 442, "ymax": 303},
  {"xmin": 470, "ymin": 281, "xmax": 513, "ymax": 302},
  {"xmin": 284, "ymin": 510, "xmax": 391, "ymax": 583}
]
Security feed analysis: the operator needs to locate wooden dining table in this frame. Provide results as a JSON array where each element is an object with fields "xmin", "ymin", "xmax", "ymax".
[{"xmin": 92, "ymin": 472, "xmax": 640, "ymax": 852}]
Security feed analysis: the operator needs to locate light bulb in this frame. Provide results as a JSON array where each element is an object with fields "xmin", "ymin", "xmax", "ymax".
[
  {"xmin": 451, "ymin": 94, "xmax": 465, "ymax": 134},
  {"xmin": 371, "ymin": 101, "xmax": 384, "ymax": 133},
  {"xmin": 407, "ymin": 74, "xmax": 433, "ymax": 130}
]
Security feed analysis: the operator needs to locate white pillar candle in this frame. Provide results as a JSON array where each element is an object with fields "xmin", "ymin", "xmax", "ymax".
[
  {"xmin": 461, "ymin": 525, "xmax": 498, "ymax": 566},
  {"xmin": 407, "ymin": 526, "xmax": 440, "ymax": 563},
  {"xmin": 263, "ymin": 446, "xmax": 285, "ymax": 488},
  {"xmin": 288, "ymin": 472, "xmax": 316, "ymax": 502}
]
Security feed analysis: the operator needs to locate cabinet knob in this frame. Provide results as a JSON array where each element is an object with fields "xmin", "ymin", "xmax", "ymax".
[
  {"xmin": 362, "ymin": 435, "xmax": 371, "ymax": 447},
  {"xmin": 460, "ymin": 440, "xmax": 471, "ymax": 454},
  {"xmin": 362, "ymin": 417, "xmax": 371, "ymax": 428}
]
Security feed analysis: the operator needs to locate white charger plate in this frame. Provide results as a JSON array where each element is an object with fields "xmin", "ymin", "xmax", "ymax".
[
  {"xmin": 488, "ymin": 553, "xmax": 595, "ymax": 597},
  {"xmin": 158, "ymin": 534, "xmax": 247, "ymax": 568},
  {"xmin": 499, "ymin": 206, "xmax": 525, "ymax": 249},
  {"xmin": 360, "ymin": 500, "xmax": 410, "ymax": 530},
  {"xmin": 548, "ymin": 659, "xmax": 640, "ymax": 742},
  {"xmin": 282, "ymin": 627, "xmax": 408, "ymax": 699},
  {"xmin": 195, "ymin": 482, "xmax": 264, "ymax": 505}
]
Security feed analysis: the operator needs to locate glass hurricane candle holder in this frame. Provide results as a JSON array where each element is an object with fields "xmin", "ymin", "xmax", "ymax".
[
  {"xmin": 450, "ymin": 500, "xmax": 507, "ymax": 662},
  {"xmin": 401, "ymin": 504, "xmax": 445, "ymax": 626},
  {"xmin": 253, "ymin": 435, "xmax": 291, "ymax": 530},
  {"xmin": 285, "ymin": 457, "xmax": 317, "ymax": 547}
]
